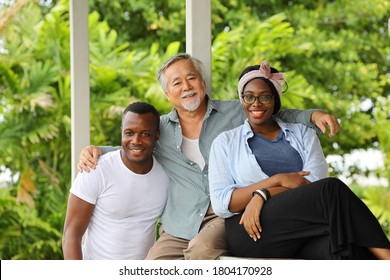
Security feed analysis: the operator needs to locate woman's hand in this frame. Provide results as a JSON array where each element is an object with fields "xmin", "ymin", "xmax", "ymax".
[
  {"xmin": 276, "ymin": 171, "xmax": 311, "ymax": 189},
  {"xmin": 239, "ymin": 195, "xmax": 264, "ymax": 242},
  {"xmin": 77, "ymin": 145, "xmax": 102, "ymax": 173}
]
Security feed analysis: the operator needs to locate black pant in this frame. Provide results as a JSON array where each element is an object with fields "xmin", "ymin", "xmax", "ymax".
[{"xmin": 225, "ymin": 178, "xmax": 390, "ymax": 259}]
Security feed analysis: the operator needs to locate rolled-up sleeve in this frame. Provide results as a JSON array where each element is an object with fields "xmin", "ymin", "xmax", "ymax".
[{"xmin": 209, "ymin": 134, "xmax": 237, "ymax": 218}]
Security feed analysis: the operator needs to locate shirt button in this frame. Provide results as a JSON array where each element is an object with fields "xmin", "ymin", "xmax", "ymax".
[{"xmin": 200, "ymin": 213, "xmax": 204, "ymax": 217}]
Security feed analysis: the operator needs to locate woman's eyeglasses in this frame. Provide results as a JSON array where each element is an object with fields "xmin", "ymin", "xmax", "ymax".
[{"xmin": 241, "ymin": 95, "xmax": 274, "ymax": 105}]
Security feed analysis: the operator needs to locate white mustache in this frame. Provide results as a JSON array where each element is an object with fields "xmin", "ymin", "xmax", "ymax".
[{"xmin": 181, "ymin": 90, "xmax": 196, "ymax": 98}]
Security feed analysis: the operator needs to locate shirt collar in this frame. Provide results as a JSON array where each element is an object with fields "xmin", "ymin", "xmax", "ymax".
[
  {"xmin": 166, "ymin": 108, "xmax": 179, "ymax": 123},
  {"xmin": 242, "ymin": 117, "xmax": 295, "ymax": 140},
  {"xmin": 243, "ymin": 120, "xmax": 254, "ymax": 139}
]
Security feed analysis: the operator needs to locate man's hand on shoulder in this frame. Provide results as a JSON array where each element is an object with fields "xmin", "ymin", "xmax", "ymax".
[
  {"xmin": 311, "ymin": 111, "xmax": 340, "ymax": 137},
  {"xmin": 77, "ymin": 145, "xmax": 102, "ymax": 173}
]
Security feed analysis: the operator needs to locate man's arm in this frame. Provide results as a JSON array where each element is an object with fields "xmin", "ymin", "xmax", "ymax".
[
  {"xmin": 62, "ymin": 194, "xmax": 95, "ymax": 260},
  {"xmin": 277, "ymin": 109, "xmax": 340, "ymax": 137}
]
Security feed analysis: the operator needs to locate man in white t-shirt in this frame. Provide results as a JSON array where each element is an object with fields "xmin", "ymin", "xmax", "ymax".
[{"xmin": 62, "ymin": 102, "xmax": 169, "ymax": 260}]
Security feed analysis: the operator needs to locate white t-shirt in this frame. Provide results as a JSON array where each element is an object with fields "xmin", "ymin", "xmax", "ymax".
[
  {"xmin": 70, "ymin": 150, "xmax": 169, "ymax": 260},
  {"xmin": 181, "ymin": 136, "xmax": 205, "ymax": 169}
]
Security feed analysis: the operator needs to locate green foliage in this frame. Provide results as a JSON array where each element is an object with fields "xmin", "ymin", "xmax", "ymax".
[
  {"xmin": 351, "ymin": 184, "xmax": 390, "ymax": 238},
  {"xmin": 0, "ymin": 1, "xmax": 71, "ymax": 259},
  {"xmin": 373, "ymin": 97, "xmax": 390, "ymax": 180},
  {"xmin": 89, "ymin": 0, "xmax": 186, "ymax": 50},
  {"xmin": 0, "ymin": 188, "xmax": 63, "ymax": 259}
]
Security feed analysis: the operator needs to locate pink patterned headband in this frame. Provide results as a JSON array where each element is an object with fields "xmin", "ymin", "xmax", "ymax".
[{"xmin": 237, "ymin": 61, "xmax": 286, "ymax": 103}]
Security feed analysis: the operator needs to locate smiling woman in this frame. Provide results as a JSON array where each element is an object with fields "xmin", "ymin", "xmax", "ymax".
[{"xmin": 208, "ymin": 60, "xmax": 390, "ymax": 260}]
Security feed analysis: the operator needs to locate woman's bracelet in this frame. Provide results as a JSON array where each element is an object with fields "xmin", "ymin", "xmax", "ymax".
[
  {"xmin": 252, "ymin": 189, "xmax": 267, "ymax": 203},
  {"xmin": 260, "ymin": 188, "xmax": 271, "ymax": 200}
]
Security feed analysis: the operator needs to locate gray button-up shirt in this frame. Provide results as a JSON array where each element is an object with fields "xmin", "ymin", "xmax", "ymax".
[{"xmin": 101, "ymin": 97, "xmax": 316, "ymax": 240}]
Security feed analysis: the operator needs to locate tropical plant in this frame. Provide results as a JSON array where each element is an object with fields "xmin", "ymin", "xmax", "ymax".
[
  {"xmin": 351, "ymin": 184, "xmax": 390, "ymax": 237},
  {"xmin": 0, "ymin": 188, "xmax": 64, "ymax": 259},
  {"xmin": 0, "ymin": 0, "xmax": 71, "ymax": 259}
]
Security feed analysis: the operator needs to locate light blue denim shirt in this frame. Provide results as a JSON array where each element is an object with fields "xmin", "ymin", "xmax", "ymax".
[
  {"xmin": 209, "ymin": 118, "xmax": 328, "ymax": 219},
  {"xmin": 101, "ymin": 97, "xmax": 318, "ymax": 240}
]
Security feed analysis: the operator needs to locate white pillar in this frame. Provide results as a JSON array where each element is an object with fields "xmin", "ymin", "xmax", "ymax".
[
  {"xmin": 70, "ymin": 0, "xmax": 90, "ymax": 182},
  {"xmin": 186, "ymin": 0, "xmax": 212, "ymax": 95}
]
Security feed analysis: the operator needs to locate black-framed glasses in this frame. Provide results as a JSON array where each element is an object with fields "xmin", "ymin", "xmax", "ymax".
[{"xmin": 241, "ymin": 95, "xmax": 274, "ymax": 105}]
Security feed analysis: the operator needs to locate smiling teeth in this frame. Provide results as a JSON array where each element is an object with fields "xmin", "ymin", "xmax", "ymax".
[{"xmin": 252, "ymin": 111, "xmax": 264, "ymax": 116}]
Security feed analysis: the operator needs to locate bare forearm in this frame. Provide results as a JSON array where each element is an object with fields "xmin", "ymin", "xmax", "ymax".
[
  {"xmin": 62, "ymin": 237, "xmax": 83, "ymax": 260},
  {"xmin": 229, "ymin": 176, "xmax": 285, "ymax": 213},
  {"xmin": 228, "ymin": 171, "xmax": 311, "ymax": 213}
]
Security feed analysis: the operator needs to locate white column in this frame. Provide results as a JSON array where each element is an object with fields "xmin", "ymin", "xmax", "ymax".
[
  {"xmin": 186, "ymin": 0, "xmax": 212, "ymax": 95},
  {"xmin": 70, "ymin": 0, "xmax": 90, "ymax": 182}
]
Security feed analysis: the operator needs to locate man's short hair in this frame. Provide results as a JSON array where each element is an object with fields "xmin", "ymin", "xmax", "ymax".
[
  {"xmin": 122, "ymin": 102, "xmax": 160, "ymax": 130},
  {"xmin": 157, "ymin": 53, "xmax": 206, "ymax": 92}
]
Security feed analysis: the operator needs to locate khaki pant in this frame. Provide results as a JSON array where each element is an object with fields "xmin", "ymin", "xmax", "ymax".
[{"xmin": 145, "ymin": 206, "xmax": 230, "ymax": 260}]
